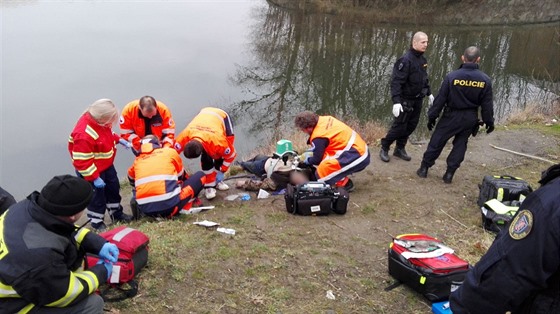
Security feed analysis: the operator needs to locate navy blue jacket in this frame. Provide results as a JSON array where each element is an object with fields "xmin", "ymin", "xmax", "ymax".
[
  {"xmin": 390, "ymin": 48, "xmax": 431, "ymax": 104},
  {"xmin": 450, "ymin": 168, "xmax": 560, "ymax": 313},
  {"xmin": 428, "ymin": 63, "xmax": 494, "ymax": 125}
]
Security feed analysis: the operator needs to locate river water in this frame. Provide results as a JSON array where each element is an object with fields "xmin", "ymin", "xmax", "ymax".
[{"xmin": 1, "ymin": 1, "xmax": 558, "ymax": 199}]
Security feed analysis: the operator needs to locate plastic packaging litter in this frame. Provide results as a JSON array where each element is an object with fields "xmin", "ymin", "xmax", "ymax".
[
  {"xmin": 225, "ymin": 194, "xmax": 239, "ymax": 201},
  {"xmin": 193, "ymin": 220, "xmax": 219, "ymax": 227},
  {"xmin": 239, "ymin": 193, "xmax": 251, "ymax": 201},
  {"xmin": 217, "ymin": 227, "xmax": 236, "ymax": 235},
  {"xmin": 257, "ymin": 189, "xmax": 270, "ymax": 199}
]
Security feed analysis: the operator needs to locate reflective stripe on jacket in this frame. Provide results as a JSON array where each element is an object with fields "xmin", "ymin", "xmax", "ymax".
[
  {"xmin": 127, "ymin": 143, "xmax": 184, "ymax": 213},
  {"xmin": 309, "ymin": 116, "xmax": 369, "ymax": 182},
  {"xmin": 68, "ymin": 112, "xmax": 119, "ymax": 181},
  {"xmin": 175, "ymin": 107, "xmax": 236, "ymax": 172},
  {"xmin": 119, "ymin": 100, "xmax": 176, "ymax": 150},
  {"xmin": 0, "ymin": 193, "xmax": 107, "ymax": 313}
]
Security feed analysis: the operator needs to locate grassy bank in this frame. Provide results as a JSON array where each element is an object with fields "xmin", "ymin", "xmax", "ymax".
[{"xmin": 102, "ymin": 107, "xmax": 558, "ymax": 313}]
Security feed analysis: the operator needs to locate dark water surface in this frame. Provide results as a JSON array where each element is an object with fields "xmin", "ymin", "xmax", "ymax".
[{"xmin": 1, "ymin": 1, "xmax": 558, "ymax": 199}]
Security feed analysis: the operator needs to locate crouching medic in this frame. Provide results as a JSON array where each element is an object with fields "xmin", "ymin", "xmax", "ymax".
[
  {"xmin": 0, "ymin": 175, "xmax": 119, "ymax": 314},
  {"xmin": 294, "ymin": 111, "xmax": 370, "ymax": 192}
]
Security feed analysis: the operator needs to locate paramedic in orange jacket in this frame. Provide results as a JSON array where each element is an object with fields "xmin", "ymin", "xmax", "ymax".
[
  {"xmin": 119, "ymin": 95, "xmax": 176, "ymax": 151},
  {"xmin": 175, "ymin": 107, "xmax": 236, "ymax": 200},
  {"xmin": 68, "ymin": 99, "xmax": 132, "ymax": 230},
  {"xmin": 294, "ymin": 111, "xmax": 370, "ymax": 192},
  {"xmin": 128, "ymin": 135, "xmax": 206, "ymax": 217}
]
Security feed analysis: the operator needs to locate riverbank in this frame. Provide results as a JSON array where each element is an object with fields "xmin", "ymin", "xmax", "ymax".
[
  {"xmin": 101, "ymin": 121, "xmax": 559, "ymax": 313},
  {"xmin": 267, "ymin": 0, "xmax": 560, "ymax": 25}
]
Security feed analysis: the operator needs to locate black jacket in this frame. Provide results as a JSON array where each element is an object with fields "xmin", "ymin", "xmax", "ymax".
[
  {"xmin": 0, "ymin": 192, "xmax": 107, "ymax": 313},
  {"xmin": 428, "ymin": 63, "xmax": 494, "ymax": 126},
  {"xmin": 391, "ymin": 48, "xmax": 431, "ymax": 104},
  {"xmin": 450, "ymin": 167, "xmax": 560, "ymax": 313}
]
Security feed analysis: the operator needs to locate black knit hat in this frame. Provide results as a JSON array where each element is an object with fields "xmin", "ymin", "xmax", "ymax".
[{"xmin": 38, "ymin": 175, "xmax": 93, "ymax": 216}]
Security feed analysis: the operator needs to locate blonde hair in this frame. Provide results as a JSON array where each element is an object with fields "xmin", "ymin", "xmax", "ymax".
[{"xmin": 86, "ymin": 99, "xmax": 118, "ymax": 126}]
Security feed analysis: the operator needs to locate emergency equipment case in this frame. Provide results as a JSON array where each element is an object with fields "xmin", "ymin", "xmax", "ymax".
[
  {"xmin": 86, "ymin": 226, "xmax": 149, "ymax": 284},
  {"xmin": 387, "ymin": 234, "xmax": 470, "ymax": 302},
  {"xmin": 480, "ymin": 199, "xmax": 521, "ymax": 233},
  {"xmin": 284, "ymin": 182, "xmax": 349, "ymax": 215},
  {"xmin": 477, "ymin": 175, "xmax": 532, "ymax": 207}
]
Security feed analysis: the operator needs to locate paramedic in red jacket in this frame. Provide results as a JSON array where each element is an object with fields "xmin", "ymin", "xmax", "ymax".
[
  {"xmin": 69, "ymin": 99, "xmax": 132, "ymax": 230},
  {"xmin": 119, "ymin": 95, "xmax": 176, "ymax": 151},
  {"xmin": 128, "ymin": 135, "xmax": 206, "ymax": 217},
  {"xmin": 294, "ymin": 111, "xmax": 370, "ymax": 192},
  {"xmin": 0, "ymin": 175, "xmax": 118, "ymax": 313},
  {"xmin": 175, "ymin": 107, "xmax": 236, "ymax": 200}
]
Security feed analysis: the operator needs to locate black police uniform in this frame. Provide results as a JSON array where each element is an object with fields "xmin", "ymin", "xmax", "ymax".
[
  {"xmin": 420, "ymin": 63, "xmax": 493, "ymax": 172},
  {"xmin": 450, "ymin": 165, "xmax": 560, "ymax": 314},
  {"xmin": 381, "ymin": 48, "xmax": 431, "ymax": 151}
]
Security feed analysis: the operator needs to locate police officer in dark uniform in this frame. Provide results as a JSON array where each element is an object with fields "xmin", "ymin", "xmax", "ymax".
[
  {"xmin": 380, "ymin": 31, "xmax": 433, "ymax": 163},
  {"xmin": 417, "ymin": 46, "xmax": 494, "ymax": 183},
  {"xmin": 450, "ymin": 163, "xmax": 560, "ymax": 314}
]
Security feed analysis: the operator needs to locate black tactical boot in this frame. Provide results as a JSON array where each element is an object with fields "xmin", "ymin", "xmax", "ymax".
[
  {"xmin": 393, "ymin": 147, "xmax": 411, "ymax": 161},
  {"xmin": 110, "ymin": 206, "xmax": 134, "ymax": 223},
  {"xmin": 379, "ymin": 148, "xmax": 390, "ymax": 162},
  {"xmin": 416, "ymin": 163, "xmax": 429, "ymax": 178},
  {"xmin": 443, "ymin": 169, "xmax": 456, "ymax": 184}
]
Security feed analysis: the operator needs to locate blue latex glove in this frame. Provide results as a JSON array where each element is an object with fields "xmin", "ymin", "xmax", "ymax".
[
  {"xmin": 93, "ymin": 177, "xmax": 105, "ymax": 189},
  {"xmin": 118, "ymin": 138, "xmax": 132, "ymax": 149},
  {"xmin": 98, "ymin": 243, "xmax": 119, "ymax": 263},
  {"xmin": 97, "ymin": 260, "xmax": 113, "ymax": 281},
  {"xmin": 216, "ymin": 171, "xmax": 225, "ymax": 183}
]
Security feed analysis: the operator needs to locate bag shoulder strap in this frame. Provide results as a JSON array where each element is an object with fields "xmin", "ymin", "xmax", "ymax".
[{"xmin": 99, "ymin": 280, "xmax": 139, "ymax": 302}]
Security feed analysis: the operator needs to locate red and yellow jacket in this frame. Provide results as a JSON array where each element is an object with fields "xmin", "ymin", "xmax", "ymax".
[
  {"xmin": 127, "ymin": 143, "xmax": 187, "ymax": 214},
  {"xmin": 119, "ymin": 100, "xmax": 175, "ymax": 150},
  {"xmin": 68, "ymin": 113, "xmax": 120, "ymax": 181},
  {"xmin": 175, "ymin": 107, "xmax": 236, "ymax": 172},
  {"xmin": 308, "ymin": 116, "xmax": 369, "ymax": 181}
]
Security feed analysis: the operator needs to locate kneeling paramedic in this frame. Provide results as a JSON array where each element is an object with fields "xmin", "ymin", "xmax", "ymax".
[
  {"xmin": 128, "ymin": 135, "xmax": 206, "ymax": 217},
  {"xmin": 0, "ymin": 175, "xmax": 119, "ymax": 314},
  {"xmin": 294, "ymin": 111, "xmax": 370, "ymax": 192}
]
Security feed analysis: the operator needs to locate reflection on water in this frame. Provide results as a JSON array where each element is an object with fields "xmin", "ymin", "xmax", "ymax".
[{"xmin": 230, "ymin": 4, "xmax": 560, "ymax": 143}]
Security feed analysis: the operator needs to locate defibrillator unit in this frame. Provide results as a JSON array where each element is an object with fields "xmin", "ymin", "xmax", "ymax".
[{"xmin": 284, "ymin": 181, "xmax": 348, "ymax": 215}]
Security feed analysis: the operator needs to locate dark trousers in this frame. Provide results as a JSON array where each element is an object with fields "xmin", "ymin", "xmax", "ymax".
[
  {"xmin": 84, "ymin": 165, "xmax": 123, "ymax": 223},
  {"xmin": 421, "ymin": 110, "xmax": 478, "ymax": 171},
  {"xmin": 381, "ymin": 98, "xmax": 423, "ymax": 149},
  {"xmin": 200, "ymin": 151, "xmax": 224, "ymax": 172}
]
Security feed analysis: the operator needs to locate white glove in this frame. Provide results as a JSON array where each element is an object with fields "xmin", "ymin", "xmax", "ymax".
[
  {"xmin": 392, "ymin": 104, "xmax": 403, "ymax": 118},
  {"xmin": 428, "ymin": 94, "xmax": 435, "ymax": 106}
]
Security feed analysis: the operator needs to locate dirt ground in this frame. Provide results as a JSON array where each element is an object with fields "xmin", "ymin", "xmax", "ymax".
[{"xmin": 104, "ymin": 126, "xmax": 558, "ymax": 314}]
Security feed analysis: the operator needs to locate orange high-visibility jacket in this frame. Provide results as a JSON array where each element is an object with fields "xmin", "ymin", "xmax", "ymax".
[
  {"xmin": 127, "ymin": 143, "xmax": 188, "ymax": 214},
  {"xmin": 119, "ymin": 100, "xmax": 175, "ymax": 150},
  {"xmin": 309, "ymin": 116, "xmax": 369, "ymax": 181},
  {"xmin": 68, "ymin": 112, "xmax": 120, "ymax": 181},
  {"xmin": 175, "ymin": 107, "xmax": 236, "ymax": 172}
]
